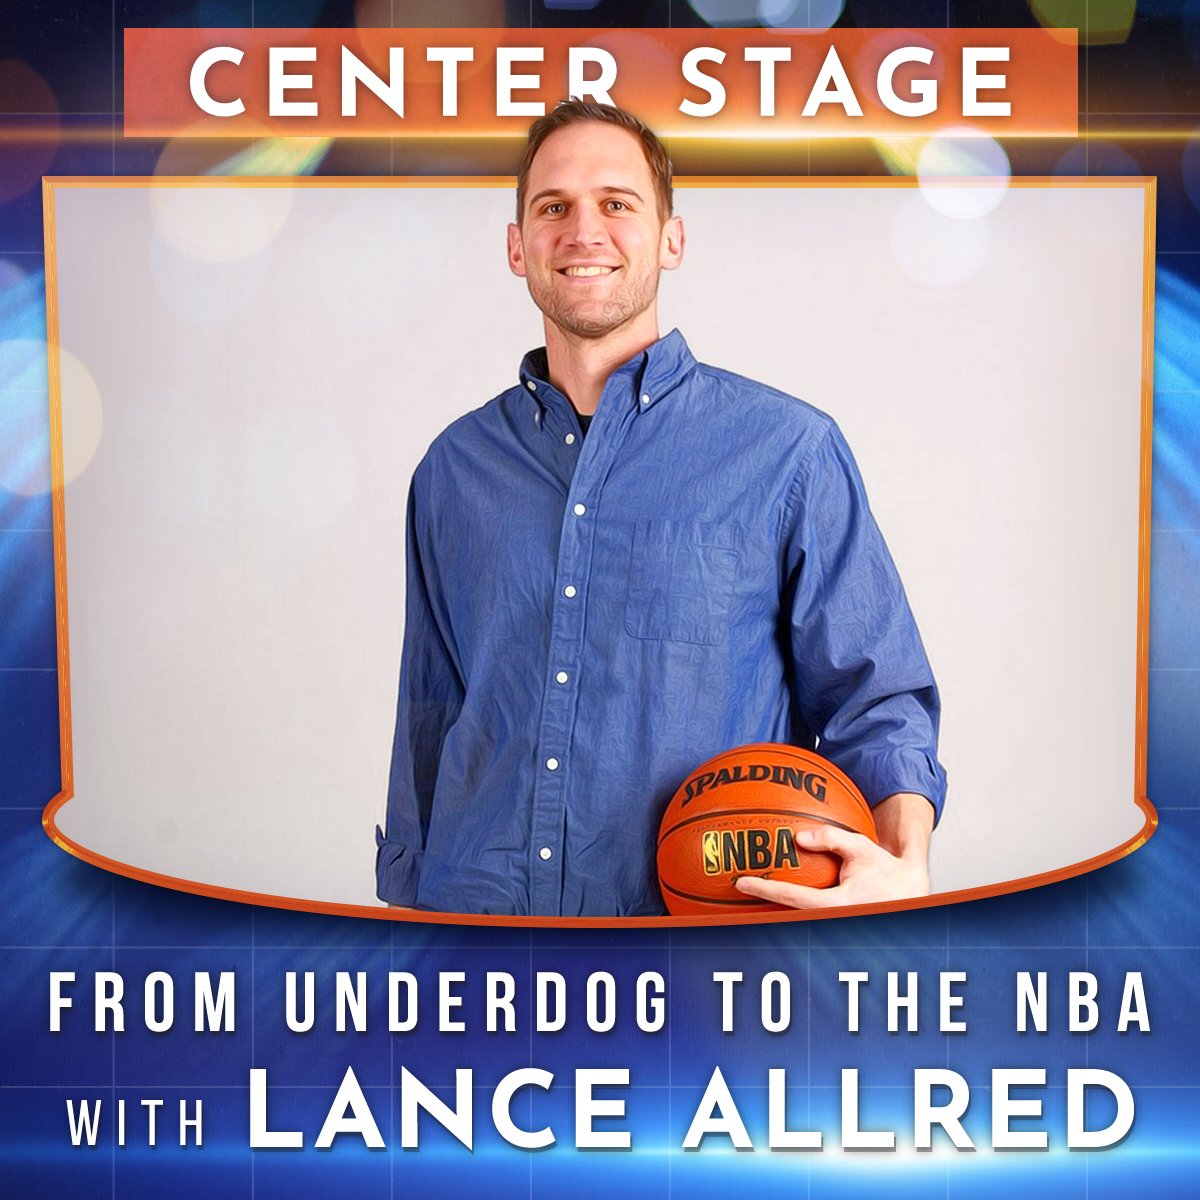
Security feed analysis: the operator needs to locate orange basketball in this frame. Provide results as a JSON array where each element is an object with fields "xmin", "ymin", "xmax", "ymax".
[{"xmin": 656, "ymin": 744, "xmax": 878, "ymax": 917}]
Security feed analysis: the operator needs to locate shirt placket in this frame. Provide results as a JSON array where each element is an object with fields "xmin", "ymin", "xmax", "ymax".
[{"xmin": 526, "ymin": 382, "xmax": 629, "ymax": 915}]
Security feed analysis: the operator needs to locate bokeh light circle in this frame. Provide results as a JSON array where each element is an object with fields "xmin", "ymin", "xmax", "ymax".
[
  {"xmin": 572, "ymin": 32, "xmax": 681, "ymax": 122},
  {"xmin": 355, "ymin": 0, "xmax": 505, "ymax": 24},
  {"xmin": 1178, "ymin": 129, "xmax": 1200, "ymax": 216},
  {"xmin": 150, "ymin": 220, "xmax": 271, "ymax": 328},
  {"xmin": 59, "ymin": 348, "xmax": 104, "ymax": 489},
  {"xmin": 688, "ymin": 0, "xmax": 760, "ymax": 25},
  {"xmin": 1054, "ymin": 140, "xmax": 1141, "ymax": 179},
  {"xmin": 150, "ymin": 182, "xmax": 294, "ymax": 265},
  {"xmin": 151, "ymin": 120, "xmax": 294, "ymax": 263},
  {"xmin": 917, "ymin": 126, "xmax": 1011, "ymax": 220},
  {"xmin": 0, "ymin": 60, "xmax": 61, "ymax": 204},
  {"xmin": 890, "ymin": 191, "xmax": 992, "ymax": 287},
  {"xmin": 757, "ymin": 0, "xmax": 846, "ymax": 29},
  {"xmin": 1051, "ymin": 140, "xmax": 1145, "ymax": 246},
  {"xmin": 0, "ymin": 342, "xmax": 102, "ymax": 495},
  {"xmin": 0, "ymin": 258, "xmax": 26, "ymax": 294}
]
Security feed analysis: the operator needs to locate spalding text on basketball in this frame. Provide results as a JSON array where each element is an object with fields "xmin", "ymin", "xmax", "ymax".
[{"xmin": 681, "ymin": 763, "xmax": 827, "ymax": 806}]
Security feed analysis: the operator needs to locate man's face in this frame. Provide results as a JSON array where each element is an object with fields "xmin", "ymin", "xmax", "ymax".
[{"xmin": 507, "ymin": 121, "xmax": 684, "ymax": 343}]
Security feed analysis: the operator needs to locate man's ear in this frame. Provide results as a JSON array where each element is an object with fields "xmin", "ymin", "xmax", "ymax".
[
  {"xmin": 660, "ymin": 214, "xmax": 685, "ymax": 272},
  {"xmin": 507, "ymin": 222, "xmax": 527, "ymax": 278}
]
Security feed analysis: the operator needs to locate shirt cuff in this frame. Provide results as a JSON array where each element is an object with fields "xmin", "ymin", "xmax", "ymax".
[
  {"xmin": 375, "ymin": 826, "xmax": 423, "ymax": 906},
  {"xmin": 847, "ymin": 751, "xmax": 947, "ymax": 827}
]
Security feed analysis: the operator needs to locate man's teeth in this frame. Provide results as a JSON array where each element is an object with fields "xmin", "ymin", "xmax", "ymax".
[{"xmin": 564, "ymin": 266, "xmax": 614, "ymax": 276}]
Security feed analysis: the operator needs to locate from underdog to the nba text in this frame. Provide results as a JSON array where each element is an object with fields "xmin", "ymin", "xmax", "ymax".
[{"xmin": 48, "ymin": 967, "xmax": 1149, "ymax": 1152}]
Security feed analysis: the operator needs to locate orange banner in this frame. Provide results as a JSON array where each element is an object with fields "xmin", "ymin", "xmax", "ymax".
[{"xmin": 123, "ymin": 27, "xmax": 1077, "ymax": 139}]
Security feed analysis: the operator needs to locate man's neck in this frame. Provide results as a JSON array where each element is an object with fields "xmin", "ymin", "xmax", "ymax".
[{"xmin": 543, "ymin": 316, "xmax": 661, "ymax": 416}]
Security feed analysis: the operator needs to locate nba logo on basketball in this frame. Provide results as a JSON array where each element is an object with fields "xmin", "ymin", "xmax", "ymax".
[{"xmin": 701, "ymin": 827, "xmax": 803, "ymax": 875}]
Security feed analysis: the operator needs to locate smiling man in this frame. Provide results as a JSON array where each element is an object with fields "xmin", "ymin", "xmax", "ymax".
[{"xmin": 376, "ymin": 100, "xmax": 946, "ymax": 918}]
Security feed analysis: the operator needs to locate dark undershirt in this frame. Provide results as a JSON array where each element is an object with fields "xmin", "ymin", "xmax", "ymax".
[
  {"xmin": 565, "ymin": 394, "xmax": 591, "ymax": 438},
  {"xmin": 527, "ymin": 347, "xmax": 592, "ymax": 439}
]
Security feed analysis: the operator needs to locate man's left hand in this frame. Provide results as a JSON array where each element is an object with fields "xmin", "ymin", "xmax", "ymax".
[{"xmin": 733, "ymin": 791, "xmax": 934, "ymax": 910}]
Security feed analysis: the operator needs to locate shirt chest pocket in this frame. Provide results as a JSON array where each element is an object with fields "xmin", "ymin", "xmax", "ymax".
[{"xmin": 625, "ymin": 520, "xmax": 741, "ymax": 646}]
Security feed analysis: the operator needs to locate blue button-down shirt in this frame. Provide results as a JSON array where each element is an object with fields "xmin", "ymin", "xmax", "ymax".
[{"xmin": 377, "ymin": 330, "xmax": 945, "ymax": 917}]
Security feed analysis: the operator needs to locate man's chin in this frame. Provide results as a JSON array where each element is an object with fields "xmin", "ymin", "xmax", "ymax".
[
  {"xmin": 541, "ymin": 300, "xmax": 642, "ymax": 341},
  {"xmin": 555, "ymin": 316, "xmax": 629, "ymax": 339}
]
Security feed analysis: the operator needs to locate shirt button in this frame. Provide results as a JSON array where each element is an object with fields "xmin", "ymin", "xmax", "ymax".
[
  {"xmin": 526, "ymin": 380, "xmax": 536, "ymax": 392},
  {"xmin": 546, "ymin": 757, "xmax": 559, "ymax": 771},
  {"xmin": 539, "ymin": 847, "xmax": 553, "ymax": 861},
  {"xmin": 641, "ymin": 393, "xmax": 651, "ymax": 406},
  {"xmin": 563, "ymin": 585, "xmax": 576, "ymax": 598},
  {"xmin": 555, "ymin": 671, "xmax": 569, "ymax": 684},
  {"xmin": 565, "ymin": 433, "xmax": 576, "ymax": 445},
  {"xmin": 573, "ymin": 503, "xmax": 586, "ymax": 516}
]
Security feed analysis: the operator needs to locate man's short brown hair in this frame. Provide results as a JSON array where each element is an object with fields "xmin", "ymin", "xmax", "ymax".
[{"xmin": 515, "ymin": 99, "xmax": 673, "ymax": 223}]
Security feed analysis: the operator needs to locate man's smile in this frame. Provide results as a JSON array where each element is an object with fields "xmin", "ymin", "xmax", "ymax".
[{"xmin": 559, "ymin": 265, "xmax": 617, "ymax": 277}]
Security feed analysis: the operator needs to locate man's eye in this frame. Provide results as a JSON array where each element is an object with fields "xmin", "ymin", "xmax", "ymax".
[
  {"xmin": 545, "ymin": 202, "xmax": 565, "ymax": 215},
  {"xmin": 606, "ymin": 200, "xmax": 627, "ymax": 212}
]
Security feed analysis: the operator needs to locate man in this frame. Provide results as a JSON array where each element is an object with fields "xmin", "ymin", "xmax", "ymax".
[{"xmin": 376, "ymin": 100, "xmax": 946, "ymax": 917}]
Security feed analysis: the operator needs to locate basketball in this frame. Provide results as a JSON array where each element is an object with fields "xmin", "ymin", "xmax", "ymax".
[{"xmin": 656, "ymin": 743, "xmax": 878, "ymax": 917}]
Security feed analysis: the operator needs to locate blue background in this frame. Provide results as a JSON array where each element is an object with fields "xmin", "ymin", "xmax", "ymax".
[{"xmin": 3, "ymin": 1, "xmax": 1199, "ymax": 1196}]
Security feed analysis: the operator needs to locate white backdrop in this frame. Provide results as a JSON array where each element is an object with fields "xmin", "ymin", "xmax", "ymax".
[{"xmin": 48, "ymin": 179, "xmax": 1150, "ymax": 910}]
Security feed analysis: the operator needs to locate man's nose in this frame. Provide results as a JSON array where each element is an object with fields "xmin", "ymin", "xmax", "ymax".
[{"xmin": 566, "ymin": 203, "xmax": 607, "ymax": 245}]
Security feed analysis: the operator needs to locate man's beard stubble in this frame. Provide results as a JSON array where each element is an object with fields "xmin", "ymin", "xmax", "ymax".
[{"xmin": 525, "ymin": 262, "xmax": 659, "ymax": 342}]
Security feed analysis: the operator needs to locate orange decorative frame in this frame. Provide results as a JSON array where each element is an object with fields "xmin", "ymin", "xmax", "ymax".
[{"xmin": 40, "ymin": 174, "xmax": 1157, "ymax": 927}]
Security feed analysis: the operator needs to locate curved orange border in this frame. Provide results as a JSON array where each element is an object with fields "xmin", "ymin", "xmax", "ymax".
[
  {"xmin": 39, "ymin": 174, "xmax": 1157, "ymax": 928},
  {"xmin": 41, "ymin": 792, "xmax": 1158, "ymax": 927}
]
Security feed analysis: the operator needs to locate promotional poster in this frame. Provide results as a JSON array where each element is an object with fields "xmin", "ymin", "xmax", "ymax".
[{"xmin": 1, "ymin": 3, "xmax": 1196, "ymax": 1197}]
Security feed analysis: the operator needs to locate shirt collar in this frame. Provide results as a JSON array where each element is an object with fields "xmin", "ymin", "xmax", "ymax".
[{"xmin": 518, "ymin": 329, "xmax": 696, "ymax": 417}]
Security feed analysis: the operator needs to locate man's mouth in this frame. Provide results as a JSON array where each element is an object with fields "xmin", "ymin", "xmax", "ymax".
[{"xmin": 560, "ymin": 266, "xmax": 616, "ymax": 277}]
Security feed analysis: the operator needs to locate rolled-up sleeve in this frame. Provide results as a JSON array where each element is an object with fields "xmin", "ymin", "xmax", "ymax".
[
  {"xmin": 784, "ymin": 421, "xmax": 947, "ymax": 822},
  {"xmin": 375, "ymin": 474, "xmax": 465, "ymax": 905}
]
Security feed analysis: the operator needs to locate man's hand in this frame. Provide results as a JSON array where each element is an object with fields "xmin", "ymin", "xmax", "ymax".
[{"xmin": 734, "ymin": 792, "xmax": 934, "ymax": 910}]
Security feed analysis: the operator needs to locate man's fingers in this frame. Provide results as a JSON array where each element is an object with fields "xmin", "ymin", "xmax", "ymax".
[
  {"xmin": 730, "ymin": 819, "xmax": 924, "ymax": 912},
  {"xmin": 732, "ymin": 823, "xmax": 910, "ymax": 911},
  {"xmin": 734, "ymin": 875, "xmax": 843, "ymax": 910},
  {"xmin": 795, "ymin": 822, "xmax": 880, "ymax": 864}
]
